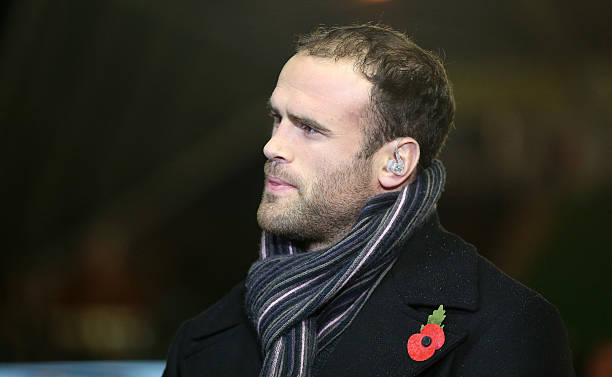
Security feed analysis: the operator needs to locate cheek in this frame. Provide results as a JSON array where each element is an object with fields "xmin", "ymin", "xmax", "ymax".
[
  {"xmin": 299, "ymin": 157, "xmax": 336, "ymax": 194},
  {"xmin": 296, "ymin": 141, "xmax": 367, "ymax": 189},
  {"xmin": 315, "ymin": 154, "xmax": 344, "ymax": 182},
  {"xmin": 301, "ymin": 151, "xmax": 334, "ymax": 175},
  {"xmin": 315, "ymin": 158, "xmax": 366, "ymax": 191}
]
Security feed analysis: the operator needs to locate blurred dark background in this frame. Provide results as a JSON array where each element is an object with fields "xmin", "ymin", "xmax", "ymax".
[{"xmin": 1, "ymin": 0, "xmax": 610, "ymax": 375}]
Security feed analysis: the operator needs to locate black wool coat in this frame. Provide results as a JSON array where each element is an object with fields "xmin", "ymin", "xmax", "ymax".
[{"xmin": 163, "ymin": 214, "xmax": 575, "ymax": 377}]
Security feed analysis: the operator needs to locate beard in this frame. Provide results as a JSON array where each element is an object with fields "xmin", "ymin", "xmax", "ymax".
[{"xmin": 256, "ymin": 155, "xmax": 375, "ymax": 250}]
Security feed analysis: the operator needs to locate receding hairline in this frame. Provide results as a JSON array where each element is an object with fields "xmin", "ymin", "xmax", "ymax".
[{"xmin": 271, "ymin": 53, "xmax": 377, "ymax": 143}]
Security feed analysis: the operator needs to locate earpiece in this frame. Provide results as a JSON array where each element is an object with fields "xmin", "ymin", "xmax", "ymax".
[{"xmin": 386, "ymin": 141, "xmax": 406, "ymax": 176}]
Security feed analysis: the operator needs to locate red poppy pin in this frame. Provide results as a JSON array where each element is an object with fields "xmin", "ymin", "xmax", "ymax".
[{"xmin": 407, "ymin": 305, "xmax": 446, "ymax": 361}]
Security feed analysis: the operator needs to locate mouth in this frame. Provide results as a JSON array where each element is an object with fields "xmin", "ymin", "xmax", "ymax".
[{"xmin": 266, "ymin": 175, "xmax": 297, "ymax": 193}]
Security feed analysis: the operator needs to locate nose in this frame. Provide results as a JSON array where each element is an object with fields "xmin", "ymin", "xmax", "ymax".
[{"xmin": 263, "ymin": 124, "xmax": 294, "ymax": 162}]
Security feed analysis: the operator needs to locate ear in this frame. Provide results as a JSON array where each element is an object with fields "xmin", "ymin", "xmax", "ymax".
[{"xmin": 375, "ymin": 137, "xmax": 420, "ymax": 191}]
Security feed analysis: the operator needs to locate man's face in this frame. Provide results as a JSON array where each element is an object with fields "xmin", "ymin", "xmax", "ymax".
[{"xmin": 257, "ymin": 54, "xmax": 378, "ymax": 250}]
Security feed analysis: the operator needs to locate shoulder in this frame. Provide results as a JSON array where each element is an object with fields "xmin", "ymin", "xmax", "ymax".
[
  {"xmin": 433, "ymin": 225, "xmax": 575, "ymax": 376},
  {"xmin": 420, "ymin": 216, "xmax": 565, "ymax": 318},
  {"xmin": 463, "ymin": 259, "xmax": 575, "ymax": 375},
  {"xmin": 390, "ymin": 215, "xmax": 575, "ymax": 375}
]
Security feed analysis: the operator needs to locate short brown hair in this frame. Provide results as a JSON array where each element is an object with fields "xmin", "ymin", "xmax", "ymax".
[{"xmin": 296, "ymin": 23, "xmax": 455, "ymax": 169}]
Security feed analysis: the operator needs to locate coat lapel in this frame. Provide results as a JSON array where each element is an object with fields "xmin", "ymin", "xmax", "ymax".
[
  {"xmin": 181, "ymin": 283, "xmax": 262, "ymax": 377},
  {"xmin": 319, "ymin": 213, "xmax": 478, "ymax": 377},
  {"xmin": 186, "ymin": 283, "xmax": 248, "ymax": 344}
]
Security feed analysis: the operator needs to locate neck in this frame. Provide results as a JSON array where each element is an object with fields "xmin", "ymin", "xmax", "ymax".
[
  {"xmin": 297, "ymin": 189, "xmax": 405, "ymax": 252},
  {"xmin": 298, "ymin": 223, "xmax": 354, "ymax": 252}
]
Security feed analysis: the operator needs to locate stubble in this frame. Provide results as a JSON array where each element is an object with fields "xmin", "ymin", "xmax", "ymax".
[{"xmin": 256, "ymin": 156, "xmax": 374, "ymax": 250}]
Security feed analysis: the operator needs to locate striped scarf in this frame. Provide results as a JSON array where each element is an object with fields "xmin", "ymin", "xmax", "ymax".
[{"xmin": 245, "ymin": 160, "xmax": 446, "ymax": 377}]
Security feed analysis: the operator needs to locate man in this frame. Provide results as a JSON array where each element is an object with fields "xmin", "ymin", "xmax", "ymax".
[{"xmin": 163, "ymin": 24, "xmax": 575, "ymax": 377}]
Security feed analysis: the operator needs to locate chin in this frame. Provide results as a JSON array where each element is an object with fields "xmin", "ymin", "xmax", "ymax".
[
  {"xmin": 256, "ymin": 202, "xmax": 279, "ymax": 231},
  {"xmin": 257, "ymin": 205, "xmax": 301, "ymax": 240}
]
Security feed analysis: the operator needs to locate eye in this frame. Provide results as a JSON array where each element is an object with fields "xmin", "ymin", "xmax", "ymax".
[{"xmin": 297, "ymin": 122, "xmax": 319, "ymax": 135}]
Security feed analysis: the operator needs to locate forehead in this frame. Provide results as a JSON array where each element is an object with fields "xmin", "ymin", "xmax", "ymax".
[{"xmin": 270, "ymin": 54, "xmax": 372, "ymax": 129}]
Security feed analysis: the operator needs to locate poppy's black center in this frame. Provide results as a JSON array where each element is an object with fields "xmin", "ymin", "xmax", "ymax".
[{"xmin": 421, "ymin": 336, "xmax": 432, "ymax": 347}]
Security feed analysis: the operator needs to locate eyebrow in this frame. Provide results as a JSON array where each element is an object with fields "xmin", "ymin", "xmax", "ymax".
[{"xmin": 267, "ymin": 99, "xmax": 332, "ymax": 135}]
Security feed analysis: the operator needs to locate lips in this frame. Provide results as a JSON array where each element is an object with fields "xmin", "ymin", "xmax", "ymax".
[
  {"xmin": 266, "ymin": 175, "xmax": 297, "ymax": 192},
  {"xmin": 263, "ymin": 160, "xmax": 300, "ymax": 193}
]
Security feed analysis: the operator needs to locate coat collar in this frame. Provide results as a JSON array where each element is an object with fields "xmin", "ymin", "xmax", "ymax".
[
  {"xmin": 390, "ymin": 211, "xmax": 479, "ymax": 312},
  {"xmin": 188, "ymin": 282, "xmax": 249, "ymax": 342}
]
